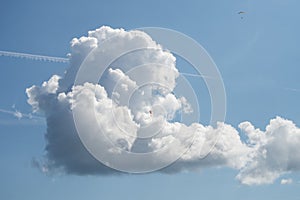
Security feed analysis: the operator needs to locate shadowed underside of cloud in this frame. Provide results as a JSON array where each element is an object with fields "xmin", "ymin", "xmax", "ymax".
[{"xmin": 26, "ymin": 26, "xmax": 300, "ymax": 185}]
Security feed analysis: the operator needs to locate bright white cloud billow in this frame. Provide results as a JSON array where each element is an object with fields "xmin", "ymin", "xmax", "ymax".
[
  {"xmin": 280, "ymin": 178, "xmax": 293, "ymax": 185},
  {"xmin": 26, "ymin": 26, "xmax": 300, "ymax": 184},
  {"xmin": 237, "ymin": 117, "xmax": 300, "ymax": 185}
]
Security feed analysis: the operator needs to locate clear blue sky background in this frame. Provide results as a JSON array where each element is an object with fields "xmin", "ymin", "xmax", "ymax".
[{"xmin": 0, "ymin": 0, "xmax": 300, "ymax": 199}]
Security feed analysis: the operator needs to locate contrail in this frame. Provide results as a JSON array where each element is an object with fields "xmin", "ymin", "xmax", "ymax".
[
  {"xmin": 0, "ymin": 50, "xmax": 69, "ymax": 63},
  {"xmin": 0, "ymin": 108, "xmax": 44, "ymax": 120},
  {"xmin": 0, "ymin": 50, "xmax": 217, "ymax": 79},
  {"xmin": 179, "ymin": 72, "xmax": 215, "ymax": 79},
  {"xmin": 283, "ymin": 87, "xmax": 300, "ymax": 92}
]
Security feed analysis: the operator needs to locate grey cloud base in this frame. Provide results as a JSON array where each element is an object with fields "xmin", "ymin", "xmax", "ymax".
[{"xmin": 26, "ymin": 26, "xmax": 300, "ymax": 185}]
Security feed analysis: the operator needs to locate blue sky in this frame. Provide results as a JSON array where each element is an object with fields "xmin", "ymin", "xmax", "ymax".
[{"xmin": 1, "ymin": 0, "xmax": 300, "ymax": 199}]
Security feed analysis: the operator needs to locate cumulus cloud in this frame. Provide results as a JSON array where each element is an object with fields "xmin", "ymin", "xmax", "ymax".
[
  {"xmin": 237, "ymin": 117, "xmax": 300, "ymax": 185},
  {"xmin": 26, "ymin": 26, "xmax": 300, "ymax": 184}
]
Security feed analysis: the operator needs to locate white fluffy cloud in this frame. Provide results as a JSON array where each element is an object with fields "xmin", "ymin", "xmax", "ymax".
[
  {"xmin": 26, "ymin": 26, "xmax": 300, "ymax": 184},
  {"xmin": 237, "ymin": 117, "xmax": 300, "ymax": 185}
]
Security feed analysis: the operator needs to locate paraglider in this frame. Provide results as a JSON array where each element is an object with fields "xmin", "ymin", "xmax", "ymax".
[{"xmin": 238, "ymin": 11, "xmax": 246, "ymax": 19}]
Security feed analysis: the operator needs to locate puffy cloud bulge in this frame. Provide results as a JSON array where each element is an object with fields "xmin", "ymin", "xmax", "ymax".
[{"xmin": 26, "ymin": 26, "xmax": 300, "ymax": 184}]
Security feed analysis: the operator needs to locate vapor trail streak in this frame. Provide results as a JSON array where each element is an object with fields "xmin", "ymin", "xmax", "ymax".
[
  {"xmin": 0, "ymin": 108, "xmax": 44, "ymax": 120},
  {"xmin": 284, "ymin": 87, "xmax": 300, "ymax": 92},
  {"xmin": 0, "ymin": 50, "xmax": 69, "ymax": 63},
  {"xmin": 0, "ymin": 50, "xmax": 216, "ymax": 79},
  {"xmin": 179, "ymin": 72, "xmax": 215, "ymax": 79}
]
